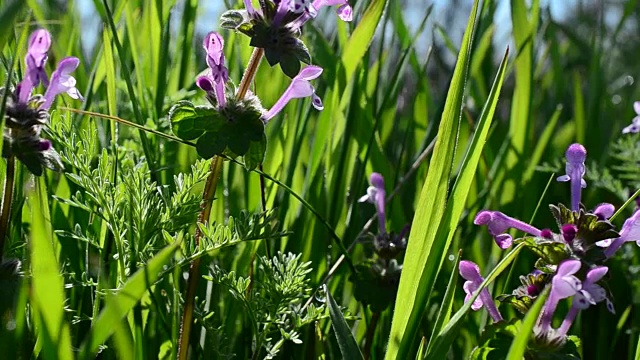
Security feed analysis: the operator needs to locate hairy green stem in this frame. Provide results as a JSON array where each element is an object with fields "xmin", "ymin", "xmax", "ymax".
[
  {"xmin": 0, "ymin": 155, "xmax": 16, "ymax": 259},
  {"xmin": 177, "ymin": 47, "xmax": 265, "ymax": 360}
]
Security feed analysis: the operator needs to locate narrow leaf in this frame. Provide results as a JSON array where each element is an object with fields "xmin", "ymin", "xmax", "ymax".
[
  {"xmin": 325, "ymin": 285, "xmax": 364, "ymax": 360},
  {"xmin": 506, "ymin": 286, "xmax": 550, "ymax": 359}
]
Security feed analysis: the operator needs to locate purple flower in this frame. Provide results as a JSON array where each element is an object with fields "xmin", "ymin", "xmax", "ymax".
[
  {"xmin": 15, "ymin": 29, "xmax": 82, "ymax": 110},
  {"xmin": 18, "ymin": 29, "xmax": 52, "ymax": 102},
  {"xmin": 262, "ymin": 65, "xmax": 323, "ymax": 122},
  {"xmin": 358, "ymin": 172, "xmax": 387, "ymax": 234},
  {"xmin": 622, "ymin": 101, "xmax": 640, "ymax": 134},
  {"xmin": 538, "ymin": 260, "xmax": 582, "ymax": 333},
  {"xmin": 459, "ymin": 260, "xmax": 503, "ymax": 323},
  {"xmin": 593, "ymin": 203, "xmax": 615, "ymax": 221},
  {"xmin": 291, "ymin": 0, "xmax": 353, "ymax": 28},
  {"xmin": 556, "ymin": 143, "xmax": 587, "ymax": 212},
  {"xmin": 196, "ymin": 32, "xmax": 229, "ymax": 108},
  {"xmin": 598, "ymin": 209, "xmax": 640, "ymax": 257},
  {"xmin": 558, "ymin": 266, "xmax": 613, "ymax": 336},
  {"xmin": 474, "ymin": 210, "xmax": 542, "ymax": 249},
  {"xmin": 42, "ymin": 57, "xmax": 83, "ymax": 110},
  {"xmin": 243, "ymin": 0, "xmax": 263, "ymax": 18}
]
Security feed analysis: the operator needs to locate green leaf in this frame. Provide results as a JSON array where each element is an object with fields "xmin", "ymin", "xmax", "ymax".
[
  {"xmin": 29, "ymin": 178, "xmax": 73, "ymax": 360},
  {"xmin": 79, "ymin": 239, "xmax": 181, "ymax": 357},
  {"xmin": 0, "ymin": 0, "xmax": 25, "ymax": 50},
  {"xmin": 169, "ymin": 101, "xmax": 226, "ymax": 140},
  {"xmin": 426, "ymin": 251, "xmax": 461, "ymax": 354},
  {"xmin": 385, "ymin": 2, "xmax": 487, "ymax": 358},
  {"xmin": 242, "ymin": 134, "xmax": 267, "ymax": 170},
  {"xmin": 506, "ymin": 287, "xmax": 550, "ymax": 359},
  {"xmin": 341, "ymin": 0, "xmax": 390, "ymax": 81},
  {"xmin": 325, "ymin": 285, "xmax": 364, "ymax": 360}
]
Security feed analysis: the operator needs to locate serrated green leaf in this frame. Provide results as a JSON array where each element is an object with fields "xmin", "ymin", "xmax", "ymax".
[
  {"xmin": 242, "ymin": 134, "xmax": 267, "ymax": 170},
  {"xmin": 169, "ymin": 101, "xmax": 225, "ymax": 140}
]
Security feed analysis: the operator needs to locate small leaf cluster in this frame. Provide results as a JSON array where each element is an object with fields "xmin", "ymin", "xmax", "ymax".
[
  {"xmin": 169, "ymin": 95, "xmax": 267, "ymax": 170},
  {"xmin": 204, "ymin": 252, "xmax": 327, "ymax": 358}
]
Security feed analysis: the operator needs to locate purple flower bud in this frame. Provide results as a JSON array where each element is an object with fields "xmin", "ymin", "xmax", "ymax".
[
  {"xmin": 312, "ymin": 0, "xmax": 353, "ymax": 21},
  {"xmin": 358, "ymin": 172, "xmax": 387, "ymax": 234},
  {"xmin": 622, "ymin": 101, "xmax": 640, "ymax": 134},
  {"xmin": 474, "ymin": 210, "xmax": 542, "ymax": 249},
  {"xmin": 38, "ymin": 139, "xmax": 52, "ymax": 151},
  {"xmin": 459, "ymin": 260, "xmax": 503, "ymax": 322},
  {"xmin": 556, "ymin": 143, "xmax": 587, "ymax": 212},
  {"xmin": 593, "ymin": 203, "xmax": 615, "ymax": 220},
  {"xmin": 561, "ymin": 224, "xmax": 578, "ymax": 244},
  {"xmin": 42, "ymin": 57, "xmax": 83, "ymax": 110},
  {"xmin": 540, "ymin": 228, "xmax": 554, "ymax": 239},
  {"xmin": 262, "ymin": 65, "xmax": 323, "ymax": 122}
]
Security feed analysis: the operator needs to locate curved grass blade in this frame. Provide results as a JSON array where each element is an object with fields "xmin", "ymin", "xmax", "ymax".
[
  {"xmin": 29, "ymin": 177, "xmax": 73, "ymax": 360},
  {"xmin": 506, "ymin": 286, "xmax": 550, "ymax": 359},
  {"xmin": 425, "ymin": 243, "xmax": 525, "ymax": 359},
  {"xmin": 325, "ymin": 285, "xmax": 364, "ymax": 360},
  {"xmin": 79, "ymin": 238, "xmax": 181, "ymax": 357},
  {"xmin": 385, "ymin": 2, "xmax": 480, "ymax": 358}
]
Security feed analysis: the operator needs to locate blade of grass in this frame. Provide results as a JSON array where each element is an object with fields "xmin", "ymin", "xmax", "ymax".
[
  {"xmin": 0, "ymin": 0, "xmax": 25, "ymax": 50},
  {"xmin": 325, "ymin": 284, "xmax": 364, "ymax": 360},
  {"xmin": 29, "ymin": 177, "xmax": 73, "ymax": 360},
  {"xmin": 425, "ymin": 251, "xmax": 461, "ymax": 354},
  {"xmin": 79, "ymin": 238, "xmax": 181, "ymax": 357},
  {"xmin": 384, "ymin": 4, "xmax": 485, "ymax": 355}
]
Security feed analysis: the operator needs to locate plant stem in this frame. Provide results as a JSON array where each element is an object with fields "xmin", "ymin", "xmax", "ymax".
[
  {"xmin": 177, "ymin": 155, "xmax": 224, "ymax": 359},
  {"xmin": 237, "ymin": 48, "xmax": 264, "ymax": 100},
  {"xmin": 0, "ymin": 155, "xmax": 16, "ymax": 260},
  {"xmin": 177, "ymin": 47, "xmax": 265, "ymax": 360},
  {"xmin": 363, "ymin": 311, "xmax": 380, "ymax": 360}
]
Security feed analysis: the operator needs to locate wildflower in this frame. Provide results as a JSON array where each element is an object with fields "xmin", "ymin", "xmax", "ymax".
[
  {"xmin": 459, "ymin": 260, "xmax": 503, "ymax": 322},
  {"xmin": 597, "ymin": 209, "xmax": 640, "ymax": 257},
  {"xmin": 221, "ymin": 0, "xmax": 352, "ymax": 77},
  {"xmin": 538, "ymin": 260, "xmax": 581, "ymax": 333},
  {"xmin": 556, "ymin": 143, "xmax": 587, "ymax": 212},
  {"xmin": 622, "ymin": 101, "xmax": 640, "ymax": 134},
  {"xmin": 196, "ymin": 32, "xmax": 229, "ymax": 108},
  {"xmin": 3, "ymin": 29, "xmax": 82, "ymax": 176},
  {"xmin": 557, "ymin": 266, "xmax": 613, "ymax": 336},
  {"xmin": 262, "ymin": 65, "xmax": 323, "ymax": 121},
  {"xmin": 358, "ymin": 172, "xmax": 387, "ymax": 234},
  {"xmin": 474, "ymin": 210, "xmax": 542, "ymax": 249},
  {"xmin": 497, "ymin": 270, "xmax": 549, "ymax": 314}
]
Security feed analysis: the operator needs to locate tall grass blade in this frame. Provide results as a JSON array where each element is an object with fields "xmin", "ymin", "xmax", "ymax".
[
  {"xmin": 325, "ymin": 285, "xmax": 364, "ymax": 360},
  {"xmin": 385, "ymin": 2, "xmax": 480, "ymax": 358}
]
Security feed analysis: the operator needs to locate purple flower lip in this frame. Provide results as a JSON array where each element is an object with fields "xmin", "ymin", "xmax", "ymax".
[
  {"xmin": 262, "ymin": 65, "xmax": 324, "ymax": 122},
  {"xmin": 593, "ymin": 203, "xmax": 615, "ymax": 220}
]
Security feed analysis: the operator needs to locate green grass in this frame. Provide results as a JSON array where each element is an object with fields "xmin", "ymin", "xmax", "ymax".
[{"xmin": 1, "ymin": 0, "xmax": 640, "ymax": 359}]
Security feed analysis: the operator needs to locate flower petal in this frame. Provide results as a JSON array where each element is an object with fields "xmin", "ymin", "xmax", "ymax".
[
  {"xmin": 585, "ymin": 266, "xmax": 608, "ymax": 283},
  {"xmin": 459, "ymin": 260, "xmax": 482, "ymax": 282},
  {"xmin": 635, "ymin": 101, "xmax": 640, "ymax": 115},
  {"xmin": 557, "ymin": 259, "xmax": 581, "ymax": 277}
]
